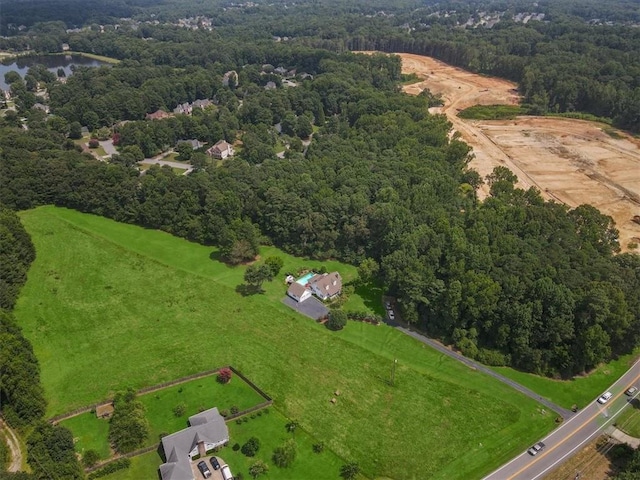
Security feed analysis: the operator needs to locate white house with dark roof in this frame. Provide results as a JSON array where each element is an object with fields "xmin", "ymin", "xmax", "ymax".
[
  {"xmin": 206, "ymin": 140, "xmax": 234, "ymax": 159},
  {"xmin": 159, "ymin": 407, "xmax": 229, "ymax": 480},
  {"xmin": 310, "ymin": 272, "xmax": 342, "ymax": 301},
  {"xmin": 287, "ymin": 272, "xmax": 342, "ymax": 303}
]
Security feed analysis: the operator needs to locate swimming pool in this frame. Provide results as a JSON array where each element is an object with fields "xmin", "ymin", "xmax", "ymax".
[{"xmin": 296, "ymin": 272, "xmax": 316, "ymax": 285}]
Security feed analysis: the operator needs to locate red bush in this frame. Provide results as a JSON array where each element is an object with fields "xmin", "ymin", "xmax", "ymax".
[{"xmin": 217, "ymin": 368, "xmax": 232, "ymax": 384}]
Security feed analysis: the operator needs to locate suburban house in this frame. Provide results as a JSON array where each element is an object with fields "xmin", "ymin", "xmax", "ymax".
[
  {"xmin": 178, "ymin": 139, "xmax": 204, "ymax": 150},
  {"xmin": 286, "ymin": 272, "xmax": 342, "ymax": 303},
  {"xmin": 192, "ymin": 99, "xmax": 213, "ymax": 110},
  {"xmin": 159, "ymin": 407, "xmax": 229, "ymax": 480},
  {"xmin": 287, "ymin": 282, "xmax": 312, "ymax": 303},
  {"xmin": 206, "ymin": 140, "xmax": 234, "ymax": 159},
  {"xmin": 310, "ymin": 272, "xmax": 342, "ymax": 300},
  {"xmin": 173, "ymin": 102, "xmax": 193, "ymax": 115},
  {"xmin": 33, "ymin": 103, "xmax": 50, "ymax": 113},
  {"xmin": 146, "ymin": 109, "xmax": 170, "ymax": 120}
]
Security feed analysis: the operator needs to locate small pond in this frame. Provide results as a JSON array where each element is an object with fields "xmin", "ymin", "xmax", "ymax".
[{"xmin": 0, "ymin": 54, "xmax": 110, "ymax": 90}]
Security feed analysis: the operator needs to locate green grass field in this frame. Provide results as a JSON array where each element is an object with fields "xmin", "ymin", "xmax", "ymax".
[
  {"xmin": 15, "ymin": 206, "xmax": 558, "ymax": 479},
  {"xmin": 492, "ymin": 353, "xmax": 639, "ymax": 409},
  {"xmin": 616, "ymin": 404, "xmax": 640, "ymax": 438}
]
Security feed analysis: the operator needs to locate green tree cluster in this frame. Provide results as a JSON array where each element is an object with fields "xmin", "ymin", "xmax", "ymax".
[{"xmin": 108, "ymin": 389, "xmax": 149, "ymax": 454}]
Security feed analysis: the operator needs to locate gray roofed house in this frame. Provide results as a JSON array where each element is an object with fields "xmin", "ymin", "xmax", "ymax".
[
  {"xmin": 192, "ymin": 99, "xmax": 213, "ymax": 110},
  {"xmin": 206, "ymin": 139, "xmax": 234, "ymax": 159},
  {"xmin": 159, "ymin": 407, "xmax": 229, "ymax": 480},
  {"xmin": 309, "ymin": 272, "xmax": 342, "ymax": 301},
  {"xmin": 287, "ymin": 282, "xmax": 312, "ymax": 303},
  {"xmin": 178, "ymin": 139, "xmax": 204, "ymax": 150}
]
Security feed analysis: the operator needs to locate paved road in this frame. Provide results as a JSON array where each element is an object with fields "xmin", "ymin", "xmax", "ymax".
[
  {"xmin": 0, "ymin": 417, "xmax": 23, "ymax": 472},
  {"xmin": 392, "ymin": 323, "xmax": 573, "ymax": 418},
  {"xmin": 483, "ymin": 357, "xmax": 640, "ymax": 480},
  {"xmin": 139, "ymin": 158, "xmax": 193, "ymax": 174}
]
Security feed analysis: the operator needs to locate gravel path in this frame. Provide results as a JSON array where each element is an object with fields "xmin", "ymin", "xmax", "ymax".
[{"xmin": 0, "ymin": 417, "xmax": 23, "ymax": 472}]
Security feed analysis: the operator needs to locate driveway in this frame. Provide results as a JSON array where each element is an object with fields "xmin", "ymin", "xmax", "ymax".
[
  {"xmin": 99, "ymin": 139, "xmax": 117, "ymax": 157},
  {"xmin": 282, "ymin": 296, "xmax": 328, "ymax": 320}
]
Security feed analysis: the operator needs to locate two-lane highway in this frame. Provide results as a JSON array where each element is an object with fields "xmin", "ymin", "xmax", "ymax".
[{"xmin": 484, "ymin": 357, "xmax": 640, "ymax": 480}]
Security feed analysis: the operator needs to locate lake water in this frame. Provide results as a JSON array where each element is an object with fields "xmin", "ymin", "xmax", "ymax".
[{"xmin": 0, "ymin": 54, "xmax": 109, "ymax": 90}]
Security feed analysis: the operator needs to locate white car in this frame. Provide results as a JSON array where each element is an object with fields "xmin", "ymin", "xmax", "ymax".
[
  {"xmin": 597, "ymin": 391, "xmax": 613, "ymax": 404},
  {"xmin": 388, "ymin": 310, "xmax": 395, "ymax": 321}
]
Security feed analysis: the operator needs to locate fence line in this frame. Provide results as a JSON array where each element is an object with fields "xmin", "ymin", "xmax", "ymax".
[
  {"xmin": 85, "ymin": 444, "xmax": 158, "ymax": 474},
  {"xmin": 50, "ymin": 365, "xmax": 270, "ymax": 424}
]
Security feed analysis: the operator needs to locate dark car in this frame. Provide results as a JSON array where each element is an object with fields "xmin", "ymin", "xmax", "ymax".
[
  {"xmin": 197, "ymin": 460, "xmax": 212, "ymax": 478},
  {"xmin": 527, "ymin": 441, "xmax": 546, "ymax": 456},
  {"xmin": 210, "ymin": 456, "xmax": 221, "ymax": 470}
]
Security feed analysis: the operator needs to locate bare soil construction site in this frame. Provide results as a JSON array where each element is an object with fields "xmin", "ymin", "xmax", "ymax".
[{"xmin": 396, "ymin": 53, "xmax": 640, "ymax": 252}]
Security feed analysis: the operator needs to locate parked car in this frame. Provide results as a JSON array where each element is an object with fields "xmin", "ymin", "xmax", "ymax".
[
  {"xmin": 385, "ymin": 301, "xmax": 391, "ymax": 309},
  {"xmin": 221, "ymin": 464, "xmax": 233, "ymax": 480},
  {"xmin": 197, "ymin": 461, "xmax": 212, "ymax": 478},
  {"xmin": 625, "ymin": 386, "xmax": 638, "ymax": 396},
  {"xmin": 388, "ymin": 310, "xmax": 395, "ymax": 321},
  {"xmin": 210, "ymin": 456, "xmax": 221, "ymax": 470},
  {"xmin": 527, "ymin": 441, "xmax": 545, "ymax": 456},
  {"xmin": 597, "ymin": 391, "xmax": 613, "ymax": 404}
]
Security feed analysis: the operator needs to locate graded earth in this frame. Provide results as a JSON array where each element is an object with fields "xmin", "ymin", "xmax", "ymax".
[{"xmin": 396, "ymin": 53, "xmax": 640, "ymax": 251}]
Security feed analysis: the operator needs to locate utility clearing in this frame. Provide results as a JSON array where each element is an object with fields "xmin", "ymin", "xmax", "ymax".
[{"xmin": 396, "ymin": 53, "xmax": 640, "ymax": 252}]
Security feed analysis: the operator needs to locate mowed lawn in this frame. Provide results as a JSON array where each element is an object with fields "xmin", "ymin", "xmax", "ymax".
[
  {"xmin": 15, "ymin": 206, "xmax": 557, "ymax": 479},
  {"xmin": 60, "ymin": 374, "xmax": 266, "ymax": 460}
]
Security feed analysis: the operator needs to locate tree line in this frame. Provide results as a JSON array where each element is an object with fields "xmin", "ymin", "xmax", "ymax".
[{"xmin": 0, "ymin": 205, "xmax": 83, "ymax": 479}]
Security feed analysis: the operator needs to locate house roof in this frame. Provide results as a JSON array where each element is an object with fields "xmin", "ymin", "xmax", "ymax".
[
  {"xmin": 310, "ymin": 272, "xmax": 342, "ymax": 297},
  {"xmin": 159, "ymin": 407, "xmax": 229, "ymax": 480},
  {"xmin": 146, "ymin": 109, "xmax": 169, "ymax": 120},
  {"xmin": 208, "ymin": 140, "xmax": 232, "ymax": 154},
  {"xmin": 287, "ymin": 282, "xmax": 308, "ymax": 298}
]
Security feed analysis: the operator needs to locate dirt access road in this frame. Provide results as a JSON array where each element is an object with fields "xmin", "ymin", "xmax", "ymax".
[
  {"xmin": 396, "ymin": 53, "xmax": 640, "ymax": 251},
  {"xmin": 0, "ymin": 417, "xmax": 23, "ymax": 472}
]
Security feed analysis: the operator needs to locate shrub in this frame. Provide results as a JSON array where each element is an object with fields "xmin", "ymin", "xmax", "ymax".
[
  {"xmin": 173, "ymin": 402, "xmax": 187, "ymax": 417},
  {"xmin": 326, "ymin": 310, "xmax": 347, "ymax": 331},
  {"xmin": 272, "ymin": 439, "xmax": 297, "ymax": 468},
  {"xmin": 220, "ymin": 409, "xmax": 229, "ymax": 417},
  {"xmin": 87, "ymin": 459, "xmax": 131, "ymax": 479},
  {"xmin": 88, "ymin": 138, "xmax": 99, "ymax": 149},
  {"xmin": 230, "ymin": 405, "xmax": 239, "ymax": 414},
  {"xmin": 249, "ymin": 460, "xmax": 269, "ymax": 479},
  {"xmin": 217, "ymin": 368, "xmax": 233, "ymax": 384},
  {"xmin": 82, "ymin": 449, "xmax": 100, "ymax": 468},
  {"xmin": 312, "ymin": 442, "xmax": 324, "ymax": 453},
  {"xmin": 232, "ymin": 443, "xmax": 240, "ymax": 451},
  {"xmin": 241, "ymin": 437, "xmax": 261, "ymax": 457},
  {"xmin": 340, "ymin": 462, "xmax": 360, "ymax": 480}
]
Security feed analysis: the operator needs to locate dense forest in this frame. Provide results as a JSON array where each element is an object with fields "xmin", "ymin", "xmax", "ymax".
[
  {"xmin": 1, "ymin": 29, "xmax": 639, "ymax": 379},
  {"xmin": 4, "ymin": 0, "xmax": 640, "ymax": 130}
]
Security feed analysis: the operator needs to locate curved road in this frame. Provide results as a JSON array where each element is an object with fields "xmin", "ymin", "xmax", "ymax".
[
  {"xmin": 483, "ymin": 356, "xmax": 640, "ymax": 480},
  {"xmin": 393, "ymin": 324, "xmax": 573, "ymax": 418},
  {"xmin": 0, "ymin": 417, "xmax": 23, "ymax": 472}
]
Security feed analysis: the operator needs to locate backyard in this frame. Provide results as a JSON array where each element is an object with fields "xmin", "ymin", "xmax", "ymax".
[
  {"xmin": 59, "ymin": 373, "xmax": 266, "ymax": 462},
  {"xmin": 96, "ymin": 408, "xmax": 345, "ymax": 480},
  {"xmin": 13, "ymin": 206, "xmax": 575, "ymax": 478}
]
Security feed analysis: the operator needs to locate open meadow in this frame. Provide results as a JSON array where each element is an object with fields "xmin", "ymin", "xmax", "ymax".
[{"xmin": 14, "ymin": 206, "xmax": 560, "ymax": 479}]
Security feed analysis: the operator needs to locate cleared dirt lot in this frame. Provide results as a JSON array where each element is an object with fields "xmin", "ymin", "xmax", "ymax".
[{"xmin": 395, "ymin": 53, "xmax": 640, "ymax": 251}]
